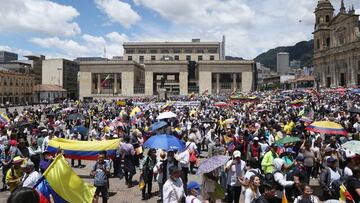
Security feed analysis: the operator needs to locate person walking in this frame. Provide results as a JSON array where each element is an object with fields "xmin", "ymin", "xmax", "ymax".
[
  {"xmin": 120, "ymin": 136, "xmax": 136, "ymax": 188},
  {"xmin": 140, "ymin": 148, "xmax": 156, "ymax": 200},
  {"xmin": 244, "ymin": 175, "xmax": 261, "ymax": 203},
  {"xmin": 225, "ymin": 150, "xmax": 246, "ymax": 203},
  {"xmin": 90, "ymin": 151, "xmax": 110, "ymax": 203},
  {"xmin": 163, "ymin": 166, "xmax": 185, "ymax": 203}
]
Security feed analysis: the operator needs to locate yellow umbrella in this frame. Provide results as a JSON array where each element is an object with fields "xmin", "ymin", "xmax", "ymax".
[{"xmin": 130, "ymin": 106, "xmax": 141, "ymax": 117}]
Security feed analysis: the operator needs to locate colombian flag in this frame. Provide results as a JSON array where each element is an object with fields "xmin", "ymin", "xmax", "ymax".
[
  {"xmin": 47, "ymin": 138, "xmax": 120, "ymax": 160},
  {"xmin": 339, "ymin": 184, "xmax": 354, "ymax": 202},
  {"xmin": 34, "ymin": 155, "xmax": 96, "ymax": 203},
  {"xmin": 289, "ymin": 99, "xmax": 304, "ymax": 107},
  {"xmin": 0, "ymin": 112, "xmax": 10, "ymax": 124}
]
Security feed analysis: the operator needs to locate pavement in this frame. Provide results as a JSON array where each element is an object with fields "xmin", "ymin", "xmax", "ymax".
[{"xmin": 0, "ymin": 151, "xmax": 322, "ymax": 203}]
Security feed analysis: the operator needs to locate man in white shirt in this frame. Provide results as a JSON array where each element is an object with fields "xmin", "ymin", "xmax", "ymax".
[
  {"xmin": 21, "ymin": 161, "xmax": 41, "ymax": 188},
  {"xmin": 176, "ymin": 147, "xmax": 190, "ymax": 192},
  {"xmin": 225, "ymin": 150, "xmax": 246, "ymax": 203},
  {"xmin": 163, "ymin": 166, "xmax": 185, "ymax": 203}
]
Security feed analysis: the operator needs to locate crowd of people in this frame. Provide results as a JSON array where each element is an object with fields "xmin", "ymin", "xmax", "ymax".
[{"xmin": 1, "ymin": 88, "xmax": 360, "ymax": 203}]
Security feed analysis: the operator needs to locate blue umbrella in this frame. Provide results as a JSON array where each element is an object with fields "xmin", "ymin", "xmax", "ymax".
[
  {"xmin": 351, "ymin": 89, "xmax": 360, "ymax": 94},
  {"xmin": 151, "ymin": 121, "xmax": 168, "ymax": 131},
  {"xmin": 71, "ymin": 126, "xmax": 89, "ymax": 137},
  {"xmin": 196, "ymin": 155, "xmax": 230, "ymax": 175},
  {"xmin": 144, "ymin": 134, "xmax": 185, "ymax": 151}
]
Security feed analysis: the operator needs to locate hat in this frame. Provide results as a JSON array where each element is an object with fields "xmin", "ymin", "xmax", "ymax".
[
  {"xmin": 233, "ymin": 150, "xmax": 241, "ymax": 158},
  {"xmin": 21, "ymin": 160, "xmax": 35, "ymax": 168},
  {"xmin": 159, "ymin": 151, "xmax": 167, "ymax": 160},
  {"xmin": 286, "ymin": 148, "xmax": 296, "ymax": 154},
  {"xmin": 187, "ymin": 181, "xmax": 201, "ymax": 191},
  {"xmin": 43, "ymin": 150, "xmax": 51, "ymax": 155},
  {"xmin": 327, "ymin": 157, "xmax": 337, "ymax": 163},
  {"xmin": 13, "ymin": 156, "xmax": 24, "ymax": 164},
  {"xmin": 253, "ymin": 137, "xmax": 259, "ymax": 141},
  {"xmin": 271, "ymin": 143, "xmax": 278, "ymax": 148},
  {"xmin": 41, "ymin": 129, "xmax": 48, "ymax": 133}
]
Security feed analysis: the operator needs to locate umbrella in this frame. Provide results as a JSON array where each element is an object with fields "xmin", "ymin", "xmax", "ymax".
[
  {"xmin": 71, "ymin": 126, "xmax": 89, "ymax": 137},
  {"xmin": 225, "ymin": 118, "xmax": 235, "ymax": 124},
  {"xmin": 66, "ymin": 113, "xmax": 84, "ymax": 120},
  {"xmin": 348, "ymin": 107, "xmax": 360, "ymax": 114},
  {"xmin": 157, "ymin": 112, "xmax": 177, "ymax": 120},
  {"xmin": 200, "ymin": 118, "xmax": 216, "ymax": 123},
  {"xmin": 342, "ymin": 140, "xmax": 360, "ymax": 154},
  {"xmin": 196, "ymin": 155, "xmax": 230, "ymax": 175},
  {"xmin": 306, "ymin": 121, "xmax": 347, "ymax": 135},
  {"xmin": 214, "ymin": 102, "xmax": 228, "ymax": 107},
  {"xmin": 299, "ymin": 116, "xmax": 313, "ymax": 124},
  {"xmin": 275, "ymin": 136, "xmax": 301, "ymax": 145},
  {"xmin": 143, "ymin": 134, "xmax": 185, "ymax": 151},
  {"xmin": 130, "ymin": 107, "xmax": 141, "ymax": 117},
  {"xmin": 351, "ymin": 89, "xmax": 360, "ymax": 94},
  {"xmin": 151, "ymin": 121, "xmax": 168, "ymax": 131}
]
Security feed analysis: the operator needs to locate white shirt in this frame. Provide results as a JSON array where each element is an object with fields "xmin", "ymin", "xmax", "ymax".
[
  {"xmin": 22, "ymin": 170, "xmax": 41, "ymax": 188},
  {"xmin": 176, "ymin": 150, "xmax": 190, "ymax": 169},
  {"xmin": 185, "ymin": 195, "xmax": 202, "ymax": 203},
  {"xmin": 163, "ymin": 178, "xmax": 184, "ymax": 203},
  {"xmin": 41, "ymin": 136, "xmax": 50, "ymax": 152},
  {"xmin": 185, "ymin": 141, "xmax": 197, "ymax": 153},
  {"xmin": 244, "ymin": 187, "xmax": 260, "ymax": 203},
  {"xmin": 344, "ymin": 166, "xmax": 353, "ymax": 176},
  {"xmin": 226, "ymin": 159, "xmax": 246, "ymax": 186}
]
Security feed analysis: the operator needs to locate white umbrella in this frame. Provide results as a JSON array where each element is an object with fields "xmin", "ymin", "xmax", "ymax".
[{"xmin": 157, "ymin": 111, "xmax": 177, "ymax": 120}]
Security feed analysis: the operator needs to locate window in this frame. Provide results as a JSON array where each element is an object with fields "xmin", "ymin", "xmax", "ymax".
[
  {"xmin": 128, "ymin": 56, "xmax": 132, "ymax": 61},
  {"xmin": 151, "ymin": 56, "xmax": 156, "ymax": 61},
  {"xmin": 150, "ymin": 49, "xmax": 158, "ymax": 54},
  {"xmin": 173, "ymin": 49, "xmax": 181, "ymax": 53},
  {"xmin": 185, "ymin": 49, "xmax": 192, "ymax": 53},
  {"xmin": 327, "ymin": 66, "xmax": 330, "ymax": 74},
  {"xmin": 139, "ymin": 56, "xmax": 144, "ymax": 63},
  {"xmin": 186, "ymin": 55, "xmax": 191, "ymax": 61},
  {"xmin": 198, "ymin": 55, "xmax": 203, "ymax": 61},
  {"xmin": 126, "ymin": 49, "xmax": 134, "ymax": 54},
  {"xmin": 196, "ymin": 49, "xmax": 204, "ymax": 53},
  {"xmin": 326, "ymin": 38, "xmax": 330, "ymax": 47},
  {"xmin": 208, "ymin": 48, "xmax": 218, "ymax": 53},
  {"xmin": 316, "ymin": 39, "xmax": 320, "ymax": 49},
  {"xmin": 210, "ymin": 55, "xmax": 215, "ymax": 61},
  {"xmin": 326, "ymin": 15, "xmax": 330, "ymax": 22},
  {"xmin": 138, "ymin": 49, "xmax": 146, "ymax": 54},
  {"xmin": 174, "ymin": 55, "xmax": 179, "ymax": 61},
  {"xmin": 161, "ymin": 49, "xmax": 169, "ymax": 54}
]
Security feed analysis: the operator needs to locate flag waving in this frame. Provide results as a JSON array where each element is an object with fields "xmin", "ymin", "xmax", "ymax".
[
  {"xmin": 101, "ymin": 74, "xmax": 111, "ymax": 87},
  {"xmin": 34, "ymin": 155, "xmax": 96, "ymax": 203}
]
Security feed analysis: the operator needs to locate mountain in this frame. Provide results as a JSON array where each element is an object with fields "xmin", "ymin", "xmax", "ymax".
[{"xmin": 254, "ymin": 40, "xmax": 313, "ymax": 70}]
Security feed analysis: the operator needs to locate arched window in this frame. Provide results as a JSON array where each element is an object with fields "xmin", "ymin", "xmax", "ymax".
[
  {"xmin": 326, "ymin": 15, "xmax": 330, "ymax": 22},
  {"xmin": 316, "ymin": 39, "xmax": 320, "ymax": 49}
]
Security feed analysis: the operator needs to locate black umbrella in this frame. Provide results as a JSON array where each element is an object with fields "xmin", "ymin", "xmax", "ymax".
[
  {"xmin": 348, "ymin": 107, "xmax": 360, "ymax": 114},
  {"xmin": 67, "ymin": 113, "xmax": 84, "ymax": 120},
  {"xmin": 200, "ymin": 118, "xmax": 216, "ymax": 123}
]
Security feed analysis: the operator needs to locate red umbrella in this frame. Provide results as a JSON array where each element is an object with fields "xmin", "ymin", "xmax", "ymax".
[{"xmin": 214, "ymin": 102, "xmax": 228, "ymax": 107}]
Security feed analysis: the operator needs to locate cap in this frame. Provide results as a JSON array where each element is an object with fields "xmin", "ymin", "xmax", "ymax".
[
  {"xmin": 187, "ymin": 181, "xmax": 201, "ymax": 190},
  {"xmin": 253, "ymin": 137, "xmax": 259, "ymax": 141},
  {"xmin": 286, "ymin": 148, "xmax": 296, "ymax": 154},
  {"xmin": 21, "ymin": 160, "xmax": 35, "ymax": 168},
  {"xmin": 13, "ymin": 156, "xmax": 24, "ymax": 164},
  {"xmin": 41, "ymin": 129, "xmax": 48, "ymax": 132},
  {"xmin": 296, "ymin": 155, "xmax": 304, "ymax": 162},
  {"xmin": 233, "ymin": 150, "xmax": 241, "ymax": 158},
  {"xmin": 327, "ymin": 157, "xmax": 337, "ymax": 163},
  {"xmin": 271, "ymin": 143, "xmax": 278, "ymax": 148}
]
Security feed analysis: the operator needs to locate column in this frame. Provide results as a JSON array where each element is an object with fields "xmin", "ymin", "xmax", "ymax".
[
  {"xmin": 216, "ymin": 73, "xmax": 220, "ymax": 94},
  {"xmin": 232, "ymin": 73, "xmax": 237, "ymax": 92},
  {"xmin": 145, "ymin": 71, "xmax": 153, "ymax": 96},
  {"xmin": 179, "ymin": 72, "xmax": 188, "ymax": 96},
  {"xmin": 97, "ymin": 74, "xmax": 101, "ymax": 94},
  {"xmin": 79, "ymin": 72, "xmax": 92, "ymax": 100},
  {"xmin": 241, "ymin": 72, "xmax": 253, "ymax": 92},
  {"xmin": 199, "ymin": 71, "xmax": 212, "ymax": 94},
  {"xmin": 114, "ymin": 74, "xmax": 118, "ymax": 94},
  {"xmin": 121, "ymin": 72, "xmax": 134, "ymax": 96},
  {"xmin": 350, "ymin": 58, "xmax": 356, "ymax": 86}
]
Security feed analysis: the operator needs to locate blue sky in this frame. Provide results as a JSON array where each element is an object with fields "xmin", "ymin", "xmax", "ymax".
[{"xmin": 0, "ymin": 0, "xmax": 359, "ymax": 60}]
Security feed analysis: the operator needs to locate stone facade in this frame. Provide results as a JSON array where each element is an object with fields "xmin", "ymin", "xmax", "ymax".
[
  {"xmin": 313, "ymin": 0, "xmax": 360, "ymax": 87},
  {"xmin": 0, "ymin": 70, "xmax": 34, "ymax": 105}
]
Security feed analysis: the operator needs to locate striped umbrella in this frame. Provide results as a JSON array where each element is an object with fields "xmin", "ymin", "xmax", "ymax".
[{"xmin": 306, "ymin": 121, "xmax": 347, "ymax": 135}]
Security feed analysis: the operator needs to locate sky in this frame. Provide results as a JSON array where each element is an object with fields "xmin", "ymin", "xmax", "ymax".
[{"xmin": 0, "ymin": 0, "xmax": 359, "ymax": 60}]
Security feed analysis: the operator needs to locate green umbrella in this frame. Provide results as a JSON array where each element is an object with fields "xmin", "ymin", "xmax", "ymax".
[
  {"xmin": 342, "ymin": 140, "xmax": 360, "ymax": 155},
  {"xmin": 276, "ymin": 136, "xmax": 301, "ymax": 145}
]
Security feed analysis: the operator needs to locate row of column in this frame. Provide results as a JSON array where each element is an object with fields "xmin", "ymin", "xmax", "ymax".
[
  {"xmin": 214, "ymin": 73, "xmax": 238, "ymax": 94},
  {"xmin": 199, "ymin": 72, "xmax": 253, "ymax": 94}
]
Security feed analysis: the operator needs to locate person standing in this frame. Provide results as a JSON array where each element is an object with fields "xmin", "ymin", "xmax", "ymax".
[
  {"xmin": 186, "ymin": 181, "xmax": 202, "ymax": 203},
  {"xmin": 319, "ymin": 157, "xmax": 342, "ymax": 201},
  {"xmin": 120, "ymin": 136, "xmax": 135, "ymax": 187},
  {"xmin": 163, "ymin": 166, "xmax": 185, "ymax": 203},
  {"xmin": 20, "ymin": 161, "xmax": 41, "ymax": 188},
  {"xmin": 90, "ymin": 151, "xmax": 110, "ymax": 203},
  {"xmin": 140, "ymin": 148, "xmax": 157, "ymax": 200},
  {"xmin": 261, "ymin": 144, "xmax": 278, "ymax": 177},
  {"xmin": 6, "ymin": 157, "xmax": 24, "ymax": 193},
  {"xmin": 225, "ymin": 150, "xmax": 246, "ymax": 203},
  {"xmin": 244, "ymin": 175, "xmax": 261, "ymax": 203},
  {"xmin": 28, "ymin": 139, "xmax": 41, "ymax": 172}
]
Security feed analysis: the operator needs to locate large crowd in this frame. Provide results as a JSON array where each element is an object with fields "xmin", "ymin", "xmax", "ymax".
[{"xmin": 2, "ymin": 88, "xmax": 360, "ymax": 203}]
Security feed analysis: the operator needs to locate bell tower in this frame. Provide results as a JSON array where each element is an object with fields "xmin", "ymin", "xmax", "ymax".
[{"xmin": 313, "ymin": 0, "xmax": 334, "ymax": 52}]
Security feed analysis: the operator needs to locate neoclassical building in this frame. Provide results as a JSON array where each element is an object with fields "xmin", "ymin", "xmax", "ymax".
[
  {"xmin": 79, "ymin": 39, "xmax": 256, "ymax": 99},
  {"xmin": 313, "ymin": 0, "xmax": 360, "ymax": 87}
]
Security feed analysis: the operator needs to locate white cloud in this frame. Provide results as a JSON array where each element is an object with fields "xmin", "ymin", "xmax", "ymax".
[
  {"xmin": 0, "ymin": 0, "xmax": 80, "ymax": 36},
  {"xmin": 95, "ymin": 0, "xmax": 141, "ymax": 28},
  {"xmin": 29, "ymin": 32, "xmax": 129, "ymax": 59}
]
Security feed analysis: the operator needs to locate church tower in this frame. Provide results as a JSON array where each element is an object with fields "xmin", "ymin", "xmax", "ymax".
[{"xmin": 313, "ymin": 0, "xmax": 334, "ymax": 52}]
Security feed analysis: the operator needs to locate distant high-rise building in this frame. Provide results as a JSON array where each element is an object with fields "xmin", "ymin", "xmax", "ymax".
[
  {"xmin": 0, "ymin": 51, "xmax": 18, "ymax": 63},
  {"xmin": 290, "ymin": 60, "xmax": 301, "ymax": 69},
  {"xmin": 23, "ymin": 55, "xmax": 45, "ymax": 85},
  {"xmin": 277, "ymin": 52, "xmax": 290, "ymax": 75}
]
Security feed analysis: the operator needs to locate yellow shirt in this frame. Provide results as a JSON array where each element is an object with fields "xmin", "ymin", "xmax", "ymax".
[{"xmin": 6, "ymin": 167, "xmax": 23, "ymax": 192}]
